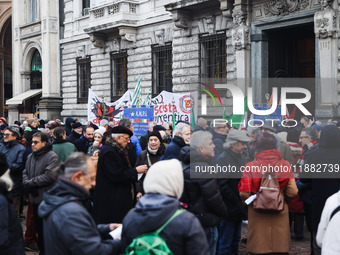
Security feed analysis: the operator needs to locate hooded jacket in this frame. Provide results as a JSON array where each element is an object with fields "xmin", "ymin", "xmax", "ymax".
[
  {"xmin": 0, "ymin": 140, "xmax": 25, "ymax": 196},
  {"xmin": 38, "ymin": 177, "xmax": 120, "ymax": 255},
  {"xmin": 0, "ymin": 177, "xmax": 25, "ymax": 255},
  {"xmin": 121, "ymin": 193, "xmax": 209, "ymax": 255},
  {"xmin": 52, "ymin": 139, "xmax": 77, "ymax": 163},
  {"xmin": 22, "ymin": 143, "xmax": 59, "ymax": 205},
  {"xmin": 64, "ymin": 117, "xmax": 75, "ymax": 136}
]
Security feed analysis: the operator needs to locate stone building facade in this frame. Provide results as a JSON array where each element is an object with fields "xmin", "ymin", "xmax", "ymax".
[
  {"xmin": 7, "ymin": 0, "xmax": 62, "ymax": 123},
  {"xmin": 0, "ymin": 1, "xmax": 12, "ymax": 118}
]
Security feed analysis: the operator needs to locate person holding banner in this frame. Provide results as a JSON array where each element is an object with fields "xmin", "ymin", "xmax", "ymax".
[{"xmin": 93, "ymin": 126, "xmax": 148, "ymax": 224}]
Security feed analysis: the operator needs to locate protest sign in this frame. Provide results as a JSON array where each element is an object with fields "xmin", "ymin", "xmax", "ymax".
[{"xmin": 124, "ymin": 106, "xmax": 154, "ymax": 139}]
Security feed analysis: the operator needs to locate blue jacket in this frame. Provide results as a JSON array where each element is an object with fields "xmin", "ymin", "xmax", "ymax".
[
  {"xmin": 0, "ymin": 140, "xmax": 25, "ymax": 196},
  {"xmin": 38, "ymin": 177, "xmax": 120, "ymax": 255},
  {"xmin": 161, "ymin": 136, "xmax": 187, "ymax": 160},
  {"xmin": 130, "ymin": 135, "xmax": 142, "ymax": 156}
]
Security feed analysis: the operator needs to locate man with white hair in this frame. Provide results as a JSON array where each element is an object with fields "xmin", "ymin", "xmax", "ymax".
[
  {"xmin": 161, "ymin": 122, "xmax": 191, "ymax": 160},
  {"xmin": 183, "ymin": 131, "xmax": 228, "ymax": 255}
]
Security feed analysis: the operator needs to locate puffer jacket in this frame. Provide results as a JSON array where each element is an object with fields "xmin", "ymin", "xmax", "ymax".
[
  {"xmin": 121, "ymin": 193, "xmax": 209, "ymax": 255},
  {"xmin": 0, "ymin": 140, "xmax": 25, "ymax": 196},
  {"xmin": 161, "ymin": 136, "xmax": 187, "ymax": 160},
  {"xmin": 38, "ymin": 177, "xmax": 120, "ymax": 255},
  {"xmin": 23, "ymin": 143, "xmax": 59, "ymax": 205},
  {"xmin": 181, "ymin": 149, "xmax": 228, "ymax": 227}
]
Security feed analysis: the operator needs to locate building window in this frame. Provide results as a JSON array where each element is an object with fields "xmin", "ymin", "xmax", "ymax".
[
  {"xmin": 31, "ymin": 50, "xmax": 42, "ymax": 89},
  {"xmin": 77, "ymin": 57, "xmax": 91, "ymax": 103},
  {"xmin": 82, "ymin": 0, "xmax": 90, "ymax": 16},
  {"xmin": 31, "ymin": 0, "xmax": 37, "ymax": 22},
  {"xmin": 199, "ymin": 33, "xmax": 227, "ymax": 80},
  {"xmin": 111, "ymin": 52, "xmax": 128, "ymax": 101},
  {"xmin": 152, "ymin": 44, "xmax": 173, "ymax": 96}
]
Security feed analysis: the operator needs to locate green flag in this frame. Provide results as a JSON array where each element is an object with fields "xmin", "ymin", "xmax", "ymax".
[
  {"xmin": 191, "ymin": 106, "xmax": 196, "ymax": 130},
  {"xmin": 131, "ymin": 74, "xmax": 142, "ymax": 106},
  {"xmin": 227, "ymin": 96, "xmax": 247, "ymax": 129}
]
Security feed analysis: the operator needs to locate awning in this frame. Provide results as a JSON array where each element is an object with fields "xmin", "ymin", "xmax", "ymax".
[{"xmin": 6, "ymin": 89, "xmax": 42, "ymax": 105}]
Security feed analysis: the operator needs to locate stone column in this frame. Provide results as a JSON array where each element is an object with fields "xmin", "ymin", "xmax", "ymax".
[
  {"xmin": 314, "ymin": 0, "xmax": 339, "ymax": 118},
  {"xmin": 39, "ymin": 0, "xmax": 62, "ymax": 120},
  {"xmin": 231, "ymin": 1, "xmax": 250, "ymax": 95},
  {"xmin": 0, "ymin": 47, "xmax": 5, "ymax": 117}
]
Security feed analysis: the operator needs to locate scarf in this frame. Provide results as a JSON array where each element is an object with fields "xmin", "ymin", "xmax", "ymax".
[{"xmin": 112, "ymin": 141, "xmax": 131, "ymax": 168}]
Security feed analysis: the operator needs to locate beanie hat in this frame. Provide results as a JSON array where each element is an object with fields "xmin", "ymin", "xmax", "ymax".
[
  {"xmin": 72, "ymin": 122, "xmax": 83, "ymax": 129},
  {"xmin": 94, "ymin": 127, "xmax": 106, "ymax": 137},
  {"xmin": 148, "ymin": 130, "xmax": 162, "ymax": 143},
  {"xmin": 143, "ymin": 159, "xmax": 184, "ymax": 199},
  {"xmin": 0, "ymin": 117, "xmax": 6, "ymax": 124}
]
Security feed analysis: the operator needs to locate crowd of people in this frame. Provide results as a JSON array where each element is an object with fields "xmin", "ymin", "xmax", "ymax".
[{"xmin": 0, "ymin": 115, "xmax": 339, "ymax": 255}]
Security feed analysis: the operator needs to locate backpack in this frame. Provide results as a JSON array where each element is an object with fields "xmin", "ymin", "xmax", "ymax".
[
  {"xmin": 125, "ymin": 209, "xmax": 185, "ymax": 255},
  {"xmin": 252, "ymin": 163, "xmax": 284, "ymax": 213}
]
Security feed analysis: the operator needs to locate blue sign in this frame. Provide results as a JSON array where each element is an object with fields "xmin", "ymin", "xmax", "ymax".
[
  {"xmin": 124, "ymin": 106, "xmax": 154, "ymax": 139},
  {"xmin": 252, "ymin": 104, "xmax": 283, "ymax": 125}
]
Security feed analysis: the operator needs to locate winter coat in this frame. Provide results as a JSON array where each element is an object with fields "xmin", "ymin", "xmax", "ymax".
[
  {"xmin": 121, "ymin": 193, "xmax": 209, "ymax": 255},
  {"xmin": 38, "ymin": 177, "xmax": 120, "ymax": 255},
  {"xmin": 22, "ymin": 143, "xmax": 59, "ymax": 205},
  {"xmin": 0, "ymin": 140, "xmax": 25, "ymax": 196},
  {"xmin": 181, "ymin": 149, "xmax": 228, "ymax": 228},
  {"xmin": 302, "ymin": 125, "xmax": 340, "ymax": 231},
  {"xmin": 161, "ymin": 136, "xmax": 187, "ymax": 160},
  {"xmin": 239, "ymin": 149, "xmax": 298, "ymax": 254},
  {"xmin": 0, "ymin": 181, "xmax": 25, "ymax": 255},
  {"xmin": 130, "ymin": 135, "xmax": 142, "ymax": 156},
  {"xmin": 73, "ymin": 136, "xmax": 92, "ymax": 154},
  {"xmin": 93, "ymin": 144, "xmax": 137, "ymax": 224},
  {"xmin": 279, "ymin": 141, "xmax": 295, "ymax": 165},
  {"xmin": 135, "ymin": 144, "xmax": 166, "ymax": 194},
  {"xmin": 211, "ymin": 131, "xmax": 227, "ymax": 161},
  {"xmin": 215, "ymin": 148, "xmax": 247, "ymax": 221},
  {"xmin": 67, "ymin": 130, "xmax": 81, "ymax": 144},
  {"xmin": 64, "ymin": 117, "xmax": 75, "ymax": 136},
  {"xmin": 316, "ymin": 190, "xmax": 340, "ymax": 252},
  {"xmin": 52, "ymin": 139, "xmax": 77, "ymax": 163}
]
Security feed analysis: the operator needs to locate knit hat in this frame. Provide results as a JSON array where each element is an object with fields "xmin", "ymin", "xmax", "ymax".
[
  {"xmin": 7, "ymin": 126, "xmax": 21, "ymax": 139},
  {"xmin": 94, "ymin": 127, "xmax": 106, "ymax": 137},
  {"xmin": 0, "ymin": 124, "xmax": 7, "ymax": 130},
  {"xmin": 72, "ymin": 122, "xmax": 82, "ymax": 129},
  {"xmin": 111, "ymin": 126, "xmax": 133, "ymax": 137},
  {"xmin": 143, "ymin": 159, "xmax": 184, "ymax": 199},
  {"xmin": 149, "ymin": 130, "xmax": 162, "ymax": 143},
  {"xmin": 0, "ymin": 117, "xmax": 6, "ymax": 124}
]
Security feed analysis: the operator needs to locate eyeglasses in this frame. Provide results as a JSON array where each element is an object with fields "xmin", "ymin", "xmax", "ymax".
[
  {"xmin": 32, "ymin": 140, "xmax": 43, "ymax": 145},
  {"xmin": 299, "ymin": 136, "xmax": 308, "ymax": 139},
  {"xmin": 121, "ymin": 136, "xmax": 130, "ymax": 141}
]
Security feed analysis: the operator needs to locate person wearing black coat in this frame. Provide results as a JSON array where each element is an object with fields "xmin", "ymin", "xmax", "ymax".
[
  {"xmin": 93, "ymin": 127, "xmax": 147, "ymax": 224},
  {"xmin": 38, "ymin": 152, "xmax": 121, "ymax": 255},
  {"xmin": 214, "ymin": 130, "xmax": 250, "ymax": 255},
  {"xmin": 73, "ymin": 126, "xmax": 94, "ymax": 153},
  {"xmin": 121, "ymin": 159, "xmax": 209, "ymax": 255},
  {"xmin": 67, "ymin": 122, "xmax": 83, "ymax": 143},
  {"xmin": 0, "ymin": 153, "xmax": 25, "ymax": 255},
  {"xmin": 135, "ymin": 131, "xmax": 165, "ymax": 195},
  {"xmin": 183, "ymin": 131, "xmax": 228, "ymax": 255},
  {"xmin": 161, "ymin": 123, "xmax": 190, "ymax": 160},
  {"xmin": 302, "ymin": 125, "xmax": 340, "ymax": 254},
  {"xmin": 211, "ymin": 123, "xmax": 228, "ymax": 161},
  {"xmin": 64, "ymin": 117, "xmax": 75, "ymax": 136}
]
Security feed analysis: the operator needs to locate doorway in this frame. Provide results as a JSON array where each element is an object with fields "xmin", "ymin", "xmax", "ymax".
[{"xmin": 268, "ymin": 24, "xmax": 315, "ymax": 119}]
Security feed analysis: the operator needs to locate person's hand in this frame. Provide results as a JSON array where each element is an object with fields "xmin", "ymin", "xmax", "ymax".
[
  {"xmin": 136, "ymin": 192, "xmax": 143, "ymax": 201},
  {"xmin": 109, "ymin": 223, "xmax": 122, "ymax": 231},
  {"xmin": 136, "ymin": 165, "xmax": 148, "ymax": 174}
]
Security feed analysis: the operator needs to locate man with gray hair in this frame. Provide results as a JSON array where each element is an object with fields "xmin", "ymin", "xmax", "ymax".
[
  {"xmin": 183, "ymin": 131, "xmax": 228, "ymax": 255},
  {"xmin": 161, "ymin": 122, "xmax": 191, "ymax": 160},
  {"xmin": 38, "ymin": 152, "xmax": 121, "ymax": 255},
  {"xmin": 299, "ymin": 126, "xmax": 318, "ymax": 164},
  {"xmin": 215, "ymin": 130, "xmax": 250, "ymax": 255},
  {"xmin": 193, "ymin": 117, "xmax": 208, "ymax": 132}
]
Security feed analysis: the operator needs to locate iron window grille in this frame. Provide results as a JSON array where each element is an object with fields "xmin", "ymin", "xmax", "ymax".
[
  {"xmin": 77, "ymin": 57, "xmax": 91, "ymax": 103},
  {"xmin": 111, "ymin": 51, "xmax": 128, "ymax": 101},
  {"xmin": 152, "ymin": 44, "xmax": 173, "ymax": 96},
  {"xmin": 199, "ymin": 33, "xmax": 227, "ymax": 81}
]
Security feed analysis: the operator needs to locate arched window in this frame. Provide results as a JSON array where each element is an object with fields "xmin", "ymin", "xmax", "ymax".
[{"xmin": 31, "ymin": 50, "xmax": 42, "ymax": 89}]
